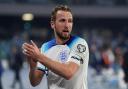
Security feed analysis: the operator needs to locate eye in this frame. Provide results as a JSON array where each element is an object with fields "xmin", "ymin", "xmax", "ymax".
[
  {"xmin": 59, "ymin": 19, "xmax": 66, "ymax": 22},
  {"xmin": 68, "ymin": 19, "xmax": 73, "ymax": 23}
]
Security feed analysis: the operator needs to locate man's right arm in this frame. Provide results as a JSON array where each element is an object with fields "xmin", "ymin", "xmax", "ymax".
[
  {"xmin": 29, "ymin": 69, "xmax": 44, "ymax": 86},
  {"xmin": 22, "ymin": 42, "xmax": 45, "ymax": 86},
  {"xmin": 28, "ymin": 57, "xmax": 45, "ymax": 87}
]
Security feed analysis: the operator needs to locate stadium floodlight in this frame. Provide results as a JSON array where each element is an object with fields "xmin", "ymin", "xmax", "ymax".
[{"xmin": 22, "ymin": 13, "xmax": 34, "ymax": 21}]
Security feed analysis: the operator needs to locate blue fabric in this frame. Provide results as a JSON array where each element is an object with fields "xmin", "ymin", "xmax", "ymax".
[{"xmin": 41, "ymin": 36, "xmax": 80, "ymax": 53}]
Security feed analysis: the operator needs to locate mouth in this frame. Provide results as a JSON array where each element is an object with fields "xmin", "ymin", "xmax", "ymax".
[
  {"xmin": 63, "ymin": 29, "xmax": 69, "ymax": 33},
  {"xmin": 62, "ymin": 31, "xmax": 69, "ymax": 35}
]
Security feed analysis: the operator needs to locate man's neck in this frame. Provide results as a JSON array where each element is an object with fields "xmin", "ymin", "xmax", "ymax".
[{"xmin": 55, "ymin": 36, "xmax": 70, "ymax": 45}]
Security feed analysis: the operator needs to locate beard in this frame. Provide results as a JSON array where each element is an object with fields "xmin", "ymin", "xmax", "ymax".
[{"xmin": 55, "ymin": 29, "xmax": 71, "ymax": 40}]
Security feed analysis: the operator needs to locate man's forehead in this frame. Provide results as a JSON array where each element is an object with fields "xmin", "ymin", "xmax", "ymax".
[{"xmin": 56, "ymin": 10, "xmax": 72, "ymax": 18}]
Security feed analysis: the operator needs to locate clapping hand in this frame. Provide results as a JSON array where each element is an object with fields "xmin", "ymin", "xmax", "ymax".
[{"xmin": 22, "ymin": 40, "xmax": 41, "ymax": 62}]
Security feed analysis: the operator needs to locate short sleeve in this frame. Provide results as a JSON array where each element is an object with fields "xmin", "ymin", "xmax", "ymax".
[{"xmin": 67, "ymin": 38, "xmax": 89, "ymax": 66}]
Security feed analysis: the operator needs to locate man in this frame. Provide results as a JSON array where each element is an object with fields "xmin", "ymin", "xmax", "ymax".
[{"xmin": 22, "ymin": 5, "xmax": 89, "ymax": 89}]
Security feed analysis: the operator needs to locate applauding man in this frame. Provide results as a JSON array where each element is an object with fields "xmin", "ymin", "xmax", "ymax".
[{"xmin": 22, "ymin": 5, "xmax": 89, "ymax": 89}]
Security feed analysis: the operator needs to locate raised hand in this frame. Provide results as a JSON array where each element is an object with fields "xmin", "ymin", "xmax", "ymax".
[
  {"xmin": 22, "ymin": 40, "xmax": 41, "ymax": 62},
  {"xmin": 30, "ymin": 40, "xmax": 41, "ymax": 59}
]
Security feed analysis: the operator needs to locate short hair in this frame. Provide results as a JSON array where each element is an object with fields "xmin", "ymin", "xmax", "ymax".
[{"xmin": 51, "ymin": 5, "xmax": 72, "ymax": 22}]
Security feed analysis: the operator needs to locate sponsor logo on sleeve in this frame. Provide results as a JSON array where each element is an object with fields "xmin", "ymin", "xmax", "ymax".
[
  {"xmin": 71, "ymin": 56, "xmax": 81, "ymax": 61},
  {"xmin": 71, "ymin": 56, "xmax": 84, "ymax": 64},
  {"xmin": 77, "ymin": 44, "xmax": 86, "ymax": 53}
]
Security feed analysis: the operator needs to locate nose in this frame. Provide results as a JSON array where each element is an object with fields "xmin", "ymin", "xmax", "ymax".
[{"xmin": 65, "ymin": 21, "xmax": 69, "ymax": 28}]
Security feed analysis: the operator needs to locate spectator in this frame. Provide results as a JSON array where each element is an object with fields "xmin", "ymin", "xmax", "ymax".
[{"xmin": 10, "ymin": 46, "xmax": 24, "ymax": 89}]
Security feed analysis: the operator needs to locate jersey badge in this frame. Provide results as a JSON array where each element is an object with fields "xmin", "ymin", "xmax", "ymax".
[
  {"xmin": 58, "ymin": 50, "xmax": 69, "ymax": 63},
  {"xmin": 77, "ymin": 44, "xmax": 86, "ymax": 53}
]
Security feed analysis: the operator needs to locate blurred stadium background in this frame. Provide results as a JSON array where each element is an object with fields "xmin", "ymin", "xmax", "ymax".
[{"xmin": 0, "ymin": 0, "xmax": 128, "ymax": 89}]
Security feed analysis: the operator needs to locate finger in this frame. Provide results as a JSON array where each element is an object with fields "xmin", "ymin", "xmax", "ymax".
[
  {"xmin": 31, "ymin": 40, "xmax": 37, "ymax": 47},
  {"xmin": 22, "ymin": 43, "xmax": 27, "ymax": 49},
  {"xmin": 24, "ymin": 49, "xmax": 35, "ymax": 58},
  {"xmin": 23, "ymin": 50, "xmax": 29, "ymax": 56},
  {"xmin": 22, "ymin": 45, "xmax": 33, "ymax": 54},
  {"xmin": 23, "ymin": 43, "xmax": 33, "ymax": 49},
  {"xmin": 23, "ymin": 49, "xmax": 30, "ymax": 55},
  {"xmin": 23, "ymin": 49, "xmax": 33, "ymax": 57},
  {"xmin": 22, "ymin": 43, "xmax": 34, "ymax": 53},
  {"xmin": 24, "ymin": 47, "xmax": 34, "ymax": 54},
  {"xmin": 22, "ymin": 48, "xmax": 26, "ymax": 53}
]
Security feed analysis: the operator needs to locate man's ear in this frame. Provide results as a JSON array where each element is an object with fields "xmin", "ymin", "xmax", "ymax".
[{"xmin": 51, "ymin": 21, "xmax": 54, "ymax": 29}]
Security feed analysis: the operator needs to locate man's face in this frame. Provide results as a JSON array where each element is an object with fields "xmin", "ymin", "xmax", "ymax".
[{"xmin": 51, "ymin": 10, "xmax": 73, "ymax": 40}]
